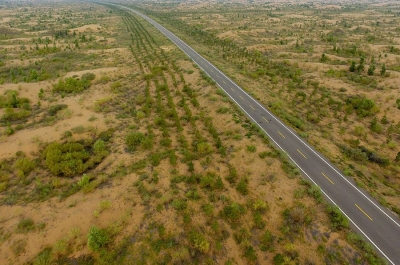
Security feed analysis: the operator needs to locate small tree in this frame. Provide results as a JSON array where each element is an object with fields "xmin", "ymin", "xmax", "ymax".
[
  {"xmin": 357, "ymin": 57, "xmax": 365, "ymax": 72},
  {"xmin": 349, "ymin": 61, "xmax": 356, "ymax": 72},
  {"xmin": 367, "ymin": 64, "xmax": 375, "ymax": 76},
  {"xmin": 380, "ymin": 64, "xmax": 386, "ymax": 76}
]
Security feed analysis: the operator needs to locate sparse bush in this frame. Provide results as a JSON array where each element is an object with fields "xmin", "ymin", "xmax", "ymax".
[
  {"xmin": 221, "ymin": 202, "xmax": 246, "ymax": 226},
  {"xmin": 125, "ymin": 132, "xmax": 145, "ymax": 152},
  {"xmin": 14, "ymin": 157, "xmax": 35, "ymax": 178},
  {"xmin": 260, "ymin": 230, "xmax": 274, "ymax": 251},
  {"xmin": 189, "ymin": 230, "xmax": 210, "ymax": 253},
  {"xmin": 17, "ymin": 218, "xmax": 35, "ymax": 233},
  {"xmin": 81, "ymin": 72, "xmax": 96, "ymax": 81},
  {"xmin": 42, "ymin": 140, "xmax": 108, "ymax": 177},
  {"xmin": 87, "ymin": 226, "xmax": 110, "ymax": 252},
  {"xmin": 48, "ymin": 104, "xmax": 68, "ymax": 116},
  {"xmin": 326, "ymin": 205, "xmax": 349, "ymax": 230},
  {"xmin": 53, "ymin": 77, "xmax": 91, "ymax": 94},
  {"xmin": 246, "ymin": 145, "xmax": 256, "ymax": 153},
  {"xmin": 236, "ymin": 178, "xmax": 249, "ymax": 195}
]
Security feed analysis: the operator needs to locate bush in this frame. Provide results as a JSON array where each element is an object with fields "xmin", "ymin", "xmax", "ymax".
[
  {"xmin": 221, "ymin": 202, "xmax": 246, "ymax": 226},
  {"xmin": 48, "ymin": 104, "xmax": 68, "ymax": 116},
  {"xmin": 42, "ymin": 140, "xmax": 108, "ymax": 177},
  {"xmin": 326, "ymin": 205, "xmax": 349, "ymax": 230},
  {"xmin": 14, "ymin": 157, "xmax": 35, "ymax": 177},
  {"xmin": 260, "ymin": 230, "xmax": 274, "ymax": 251},
  {"xmin": 125, "ymin": 132, "xmax": 145, "ymax": 152},
  {"xmin": 17, "ymin": 218, "xmax": 35, "ymax": 233},
  {"xmin": 81, "ymin": 72, "xmax": 96, "ymax": 81},
  {"xmin": 346, "ymin": 96, "xmax": 378, "ymax": 118},
  {"xmin": 1, "ymin": 108, "xmax": 31, "ymax": 122},
  {"xmin": 87, "ymin": 226, "xmax": 110, "ymax": 252},
  {"xmin": 53, "ymin": 77, "xmax": 91, "ymax": 94},
  {"xmin": 246, "ymin": 145, "xmax": 256, "ymax": 153},
  {"xmin": 189, "ymin": 230, "xmax": 210, "ymax": 253},
  {"xmin": 236, "ymin": 178, "xmax": 249, "ymax": 195}
]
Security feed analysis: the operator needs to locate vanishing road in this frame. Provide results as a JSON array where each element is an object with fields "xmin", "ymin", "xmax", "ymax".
[{"xmin": 110, "ymin": 4, "xmax": 400, "ymax": 264}]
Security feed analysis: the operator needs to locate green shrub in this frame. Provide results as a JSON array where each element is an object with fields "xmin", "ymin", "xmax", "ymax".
[
  {"xmin": 33, "ymin": 247, "xmax": 52, "ymax": 265},
  {"xmin": 125, "ymin": 132, "xmax": 145, "ymax": 152},
  {"xmin": 0, "ymin": 90, "xmax": 30, "ymax": 109},
  {"xmin": 53, "ymin": 77, "xmax": 90, "ymax": 94},
  {"xmin": 171, "ymin": 199, "xmax": 187, "ymax": 211},
  {"xmin": 307, "ymin": 185, "xmax": 323, "ymax": 203},
  {"xmin": 87, "ymin": 226, "xmax": 110, "ymax": 252},
  {"xmin": 234, "ymin": 227, "xmax": 250, "ymax": 244},
  {"xmin": 42, "ymin": 141, "xmax": 108, "ymax": 177},
  {"xmin": 81, "ymin": 73, "xmax": 96, "ymax": 81},
  {"xmin": 197, "ymin": 142, "xmax": 213, "ymax": 156},
  {"xmin": 221, "ymin": 202, "xmax": 246, "ymax": 226},
  {"xmin": 260, "ymin": 230, "xmax": 274, "ymax": 251},
  {"xmin": 1, "ymin": 108, "xmax": 31, "ymax": 122},
  {"xmin": 236, "ymin": 178, "xmax": 249, "ymax": 195},
  {"xmin": 243, "ymin": 245, "xmax": 257, "ymax": 263},
  {"xmin": 346, "ymin": 96, "xmax": 378, "ymax": 118},
  {"xmin": 14, "ymin": 157, "xmax": 35, "ymax": 177},
  {"xmin": 326, "ymin": 205, "xmax": 349, "ymax": 230},
  {"xmin": 189, "ymin": 230, "xmax": 210, "ymax": 253},
  {"xmin": 17, "ymin": 218, "xmax": 35, "ymax": 233},
  {"xmin": 48, "ymin": 104, "xmax": 68, "ymax": 116},
  {"xmin": 246, "ymin": 145, "xmax": 256, "ymax": 153}
]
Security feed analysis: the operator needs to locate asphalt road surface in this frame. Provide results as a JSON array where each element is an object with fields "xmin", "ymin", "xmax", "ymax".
[{"xmin": 110, "ymin": 4, "xmax": 400, "ymax": 264}]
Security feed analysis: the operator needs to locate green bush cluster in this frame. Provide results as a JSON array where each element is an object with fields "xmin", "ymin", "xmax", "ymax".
[
  {"xmin": 326, "ymin": 205, "xmax": 349, "ymax": 230},
  {"xmin": 53, "ymin": 77, "xmax": 91, "ymax": 94},
  {"xmin": 48, "ymin": 104, "xmax": 68, "ymax": 116},
  {"xmin": 1, "ymin": 108, "xmax": 31, "ymax": 122},
  {"xmin": 345, "ymin": 96, "xmax": 378, "ymax": 118},
  {"xmin": 220, "ymin": 202, "xmax": 246, "ymax": 227},
  {"xmin": 42, "ymin": 139, "xmax": 108, "ymax": 177},
  {"xmin": 0, "ymin": 90, "xmax": 30, "ymax": 109},
  {"xmin": 87, "ymin": 226, "xmax": 110, "ymax": 252},
  {"xmin": 125, "ymin": 131, "xmax": 150, "ymax": 152}
]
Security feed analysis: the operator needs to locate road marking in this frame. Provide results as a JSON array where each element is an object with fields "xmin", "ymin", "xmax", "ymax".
[
  {"xmin": 355, "ymin": 204, "xmax": 373, "ymax": 221},
  {"xmin": 240, "ymin": 96, "xmax": 244, "ymax": 100},
  {"xmin": 250, "ymin": 105, "xmax": 255, "ymax": 110},
  {"xmin": 120, "ymin": 7, "xmax": 397, "ymax": 263},
  {"xmin": 230, "ymin": 87, "xmax": 235, "ymax": 91},
  {"xmin": 223, "ymin": 80, "xmax": 226, "ymax": 84},
  {"xmin": 121, "ymin": 4, "xmax": 400, "ymax": 265},
  {"xmin": 278, "ymin": 131, "xmax": 285, "ymax": 139},
  {"xmin": 262, "ymin": 117, "xmax": 269, "ymax": 123},
  {"xmin": 297, "ymin": 149, "xmax": 307, "ymax": 159},
  {"xmin": 322, "ymin": 172, "xmax": 334, "ymax": 185}
]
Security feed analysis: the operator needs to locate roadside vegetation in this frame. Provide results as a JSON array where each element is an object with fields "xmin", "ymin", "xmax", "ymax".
[
  {"xmin": 131, "ymin": 1, "xmax": 400, "ymax": 218},
  {"xmin": 0, "ymin": 1, "xmax": 388, "ymax": 264}
]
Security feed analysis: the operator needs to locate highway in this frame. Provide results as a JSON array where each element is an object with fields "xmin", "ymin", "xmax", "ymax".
[{"xmin": 111, "ymin": 4, "xmax": 400, "ymax": 264}]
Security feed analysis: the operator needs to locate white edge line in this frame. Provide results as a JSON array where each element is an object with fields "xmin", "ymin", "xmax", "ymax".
[
  {"xmin": 147, "ymin": 15, "xmax": 400, "ymax": 229},
  {"xmin": 120, "ymin": 0, "xmax": 400, "ymax": 228},
  {"xmin": 111, "ymin": 4, "xmax": 395, "ymax": 264}
]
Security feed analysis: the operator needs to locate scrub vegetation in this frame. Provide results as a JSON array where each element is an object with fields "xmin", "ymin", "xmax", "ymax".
[{"xmin": 0, "ymin": 1, "xmax": 389, "ymax": 264}]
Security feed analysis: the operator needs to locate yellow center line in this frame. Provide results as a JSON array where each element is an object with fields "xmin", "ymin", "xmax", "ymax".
[
  {"xmin": 297, "ymin": 149, "xmax": 307, "ymax": 159},
  {"xmin": 262, "ymin": 117, "xmax": 269, "ymax": 123},
  {"xmin": 223, "ymin": 81, "xmax": 226, "ymax": 84},
  {"xmin": 278, "ymin": 131, "xmax": 285, "ymax": 138},
  {"xmin": 322, "ymin": 172, "xmax": 334, "ymax": 185},
  {"xmin": 230, "ymin": 87, "xmax": 235, "ymax": 91},
  {"xmin": 240, "ymin": 96, "xmax": 244, "ymax": 100},
  {"xmin": 250, "ymin": 105, "xmax": 255, "ymax": 110},
  {"xmin": 355, "ymin": 204, "xmax": 373, "ymax": 221}
]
